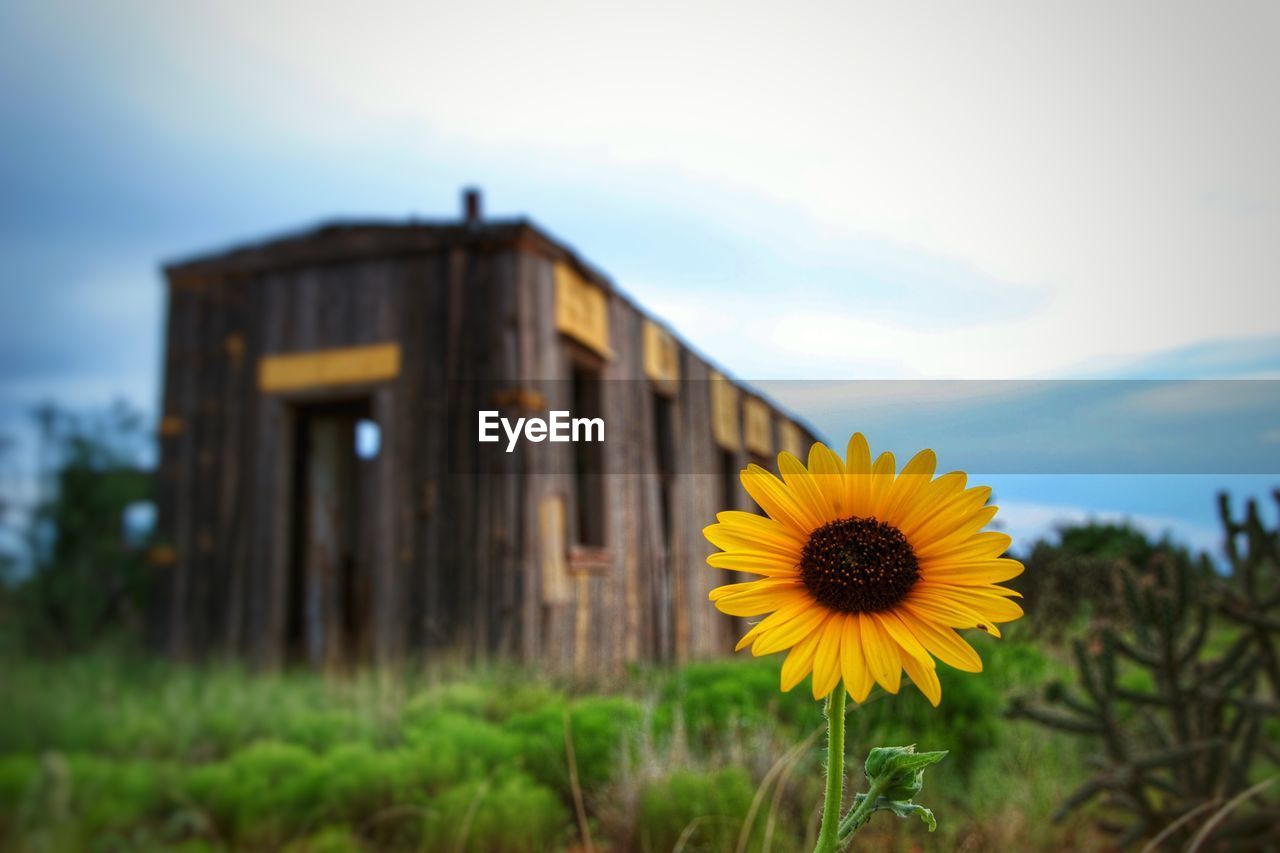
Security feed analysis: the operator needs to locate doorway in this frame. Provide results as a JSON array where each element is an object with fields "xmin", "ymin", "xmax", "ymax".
[
  {"xmin": 286, "ymin": 398, "xmax": 376, "ymax": 668},
  {"xmin": 651, "ymin": 391, "xmax": 677, "ymax": 662}
]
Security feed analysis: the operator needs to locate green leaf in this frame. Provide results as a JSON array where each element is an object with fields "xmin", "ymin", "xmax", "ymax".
[
  {"xmin": 843, "ymin": 746, "xmax": 947, "ymax": 839},
  {"xmin": 863, "ymin": 745, "xmax": 913, "ymax": 779},
  {"xmin": 880, "ymin": 799, "xmax": 937, "ymax": 832},
  {"xmin": 863, "ymin": 745, "xmax": 948, "ymax": 799},
  {"xmin": 890, "ymin": 750, "xmax": 948, "ymax": 775},
  {"xmin": 864, "ymin": 745, "xmax": 947, "ymax": 779}
]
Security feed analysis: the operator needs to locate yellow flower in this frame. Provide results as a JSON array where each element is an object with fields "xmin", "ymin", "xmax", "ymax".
[{"xmin": 705, "ymin": 434, "xmax": 1023, "ymax": 706}]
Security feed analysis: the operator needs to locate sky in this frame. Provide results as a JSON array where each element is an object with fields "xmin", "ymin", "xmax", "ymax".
[{"xmin": 1, "ymin": 0, "xmax": 1279, "ymax": 557}]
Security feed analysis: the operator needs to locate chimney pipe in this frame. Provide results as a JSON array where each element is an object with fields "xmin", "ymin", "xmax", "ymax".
[{"xmin": 463, "ymin": 187, "xmax": 482, "ymax": 226}]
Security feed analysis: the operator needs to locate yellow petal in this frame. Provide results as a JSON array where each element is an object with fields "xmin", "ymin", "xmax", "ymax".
[
  {"xmin": 708, "ymin": 579, "xmax": 769, "ymax": 601},
  {"xmin": 894, "ymin": 472, "xmax": 969, "ymax": 537},
  {"xmin": 780, "ymin": 617, "xmax": 827, "ymax": 692},
  {"xmin": 918, "ymin": 531, "xmax": 1013, "ymax": 563},
  {"xmin": 901, "ymin": 652, "xmax": 942, "ymax": 707},
  {"xmin": 845, "ymin": 432, "xmax": 871, "ymax": 474},
  {"xmin": 873, "ymin": 610, "xmax": 932, "ymax": 663},
  {"xmin": 741, "ymin": 465, "xmax": 815, "ymax": 535},
  {"xmin": 706, "ymin": 551, "xmax": 799, "ymax": 577},
  {"xmin": 919, "ymin": 557, "xmax": 1024, "ymax": 584},
  {"xmin": 901, "ymin": 616, "xmax": 983, "ymax": 672},
  {"xmin": 844, "ymin": 433, "xmax": 872, "ymax": 514},
  {"xmin": 913, "ymin": 507, "xmax": 1001, "ymax": 559},
  {"xmin": 709, "ymin": 576, "xmax": 799, "ymax": 599},
  {"xmin": 859, "ymin": 613, "xmax": 902, "ymax": 693},
  {"xmin": 810, "ymin": 614, "xmax": 846, "ymax": 699},
  {"xmin": 734, "ymin": 594, "xmax": 825, "ymax": 651},
  {"xmin": 704, "ymin": 522, "xmax": 802, "ymax": 560},
  {"xmin": 840, "ymin": 614, "xmax": 874, "ymax": 703},
  {"xmin": 777, "ymin": 452, "xmax": 830, "ymax": 530},
  {"xmin": 879, "ymin": 449, "xmax": 937, "ymax": 527},
  {"xmin": 713, "ymin": 583, "xmax": 807, "ymax": 617},
  {"xmin": 902, "ymin": 592, "xmax": 994, "ymax": 630},
  {"xmin": 751, "ymin": 601, "xmax": 831, "ymax": 655},
  {"xmin": 866, "ymin": 452, "xmax": 897, "ymax": 518},
  {"xmin": 905, "ymin": 486, "xmax": 993, "ymax": 546},
  {"xmin": 913, "ymin": 584, "xmax": 1025, "ymax": 623},
  {"xmin": 735, "ymin": 621, "xmax": 767, "ymax": 652},
  {"xmin": 807, "ymin": 443, "xmax": 846, "ymax": 521},
  {"xmin": 714, "ymin": 511, "xmax": 807, "ymax": 546}
]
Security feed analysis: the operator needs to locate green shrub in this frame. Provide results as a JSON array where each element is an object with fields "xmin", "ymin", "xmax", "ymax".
[
  {"xmin": 654, "ymin": 659, "xmax": 814, "ymax": 746},
  {"xmin": 402, "ymin": 711, "xmax": 521, "ymax": 790},
  {"xmin": 65, "ymin": 755, "xmax": 171, "ymax": 835},
  {"xmin": 506, "ymin": 696, "xmax": 642, "ymax": 795},
  {"xmin": 419, "ymin": 772, "xmax": 567, "ymax": 853},
  {"xmin": 283, "ymin": 825, "xmax": 367, "ymax": 852},
  {"xmin": 316, "ymin": 742, "xmax": 411, "ymax": 822},
  {"xmin": 276, "ymin": 708, "xmax": 374, "ymax": 753},
  {"xmin": 184, "ymin": 740, "xmax": 323, "ymax": 840},
  {"xmin": 403, "ymin": 681, "xmax": 491, "ymax": 723},
  {"xmin": 636, "ymin": 767, "xmax": 756, "ymax": 852},
  {"xmin": 403, "ymin": 679, "xmax": 565, "ymax": 726},
  {"xmin": 0, "ymin": 754, "xmax": 39, "ymax": 810}
]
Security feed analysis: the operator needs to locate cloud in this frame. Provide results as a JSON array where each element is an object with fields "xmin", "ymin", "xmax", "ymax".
[{"xmin": 4, "ymin": 0, "xmax": 1279, "ymax": 384}]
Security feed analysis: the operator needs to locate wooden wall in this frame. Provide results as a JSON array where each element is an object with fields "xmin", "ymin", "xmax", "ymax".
[{"xmin": 151, "ymin": 224, "xmax": 815, "ymax": 672}]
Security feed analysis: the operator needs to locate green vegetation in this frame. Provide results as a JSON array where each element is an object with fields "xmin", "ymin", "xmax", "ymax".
[
  {"xmin": 2, "ymin": 413, "xmax": 1274, "ymax": 848},
  {"xmin": 0, "ymin": 639, "xmax": 1093, "ymax": 851}
]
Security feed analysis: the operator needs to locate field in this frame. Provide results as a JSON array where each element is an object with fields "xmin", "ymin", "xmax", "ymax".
[{"xmin": 0, "ymin": 631, "xmax": 1105, "ymax": 852}]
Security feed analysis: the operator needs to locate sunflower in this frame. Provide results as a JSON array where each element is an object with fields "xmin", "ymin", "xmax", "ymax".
[{"xmin": 705, "ymin": 434, "xmax": 1023, "ymax": 706}]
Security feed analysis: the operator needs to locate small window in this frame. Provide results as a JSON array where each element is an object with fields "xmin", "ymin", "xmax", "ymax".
[
  {"xmin": 571, "ymin": 361, "xmax": 606, "ymax": 547},
  {"xmin": 652, "ymin": 393, "xmax": 676, "ymax": 548},
  {"xmin": 121, "ymin": 500, "xmax": 157, "ymax": 549},
  {"xmin": 720, "ymin": 449, "xmax": 739, "ymax": 513},
  {"xmin": 354, "ymin": 418, "xmax": 381, "ymax": 460}
]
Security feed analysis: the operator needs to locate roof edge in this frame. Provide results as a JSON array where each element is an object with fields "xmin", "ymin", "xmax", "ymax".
[{"xmin": 162, "ymin": 216, "xmax": 617, "ymax": 292}]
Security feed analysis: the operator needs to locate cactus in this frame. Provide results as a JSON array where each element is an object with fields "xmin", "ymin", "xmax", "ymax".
[{"xmin": 1011, "ymin": 491, "xmax": 1280, "ymax": 848}]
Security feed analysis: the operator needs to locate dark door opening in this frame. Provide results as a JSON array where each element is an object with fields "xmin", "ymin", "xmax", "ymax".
[
  {"xmin": 570, "ymin": 360, "xmax": 606, "ymax": 547},
  {"xmin": 651, "ymin": 391, "xmax": 677, "ymax": 661},
  {"xmin": 286, "ymin": 398, "xmax": 376, "ymax": 668},
  {"xmin": 720, "ymin": 448, "xmax": 740, "ymax": 513},
  {"xmin": 652, "ymin": 393, "xmax": 676, "ymax": 545}
]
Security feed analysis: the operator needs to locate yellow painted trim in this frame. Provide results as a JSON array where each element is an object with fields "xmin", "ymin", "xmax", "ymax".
[
  {"xmin": 554, "ymin": 262, "xmax": 612, "ymax": 358},
  {"xmin": 643, "ymin": 319, "xmax": 680, "ymax": 389},
  {"xmin": 778, "ymin": 419, "xmax": 808, "ymax": 461},
  {"xmin": 224, "ymin": 333, "xmax": 245, "ymax": 363},
  {"xmin": 159, "ymin": 415, "xmax": 185, "ymax": 437},
  {"xmin": 710, "ymin": 371, "xmax": 741, "ymax": 452},
  {"xmin": 491, "ymin": 387, "xmax": 547, "ymax": 411},
  {"xmin": 258, "ymin": 343, "xmax": 401, "ymax": 393},
  {"xmin": 147, "ymin": 545, "xmax": 177, "ymax": 567},
  {"xmin": 539, "ymin": 496, "xmax": 571, "ymax": 605},
  {"xmin": 743, "ymin": 396, "xmax": 773, "ymax": 457}
]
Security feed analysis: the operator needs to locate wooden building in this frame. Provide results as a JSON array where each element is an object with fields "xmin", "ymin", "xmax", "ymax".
[{"xmin": 150, "ymin": 190, "xmax": 817, "ymax": 672}]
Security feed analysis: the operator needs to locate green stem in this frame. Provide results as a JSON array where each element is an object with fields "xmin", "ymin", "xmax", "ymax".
[
  {"xmin": 813, "ymin": 688, "xmax": 846, "ymax": 853},
  {"xmin": 836, "ymin": 782, "xmax": 885, "ymax": 840}
]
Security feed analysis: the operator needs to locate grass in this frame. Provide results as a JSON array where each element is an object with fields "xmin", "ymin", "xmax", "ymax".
[{"xmin": 0, "ymin": 636, "xmax": 1099, "ymax": 851}]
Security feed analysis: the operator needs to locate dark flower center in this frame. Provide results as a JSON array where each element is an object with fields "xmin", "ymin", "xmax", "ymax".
[{"xmin": 799, "ymin": 517, "xmax": 919, "ymax": 613}]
